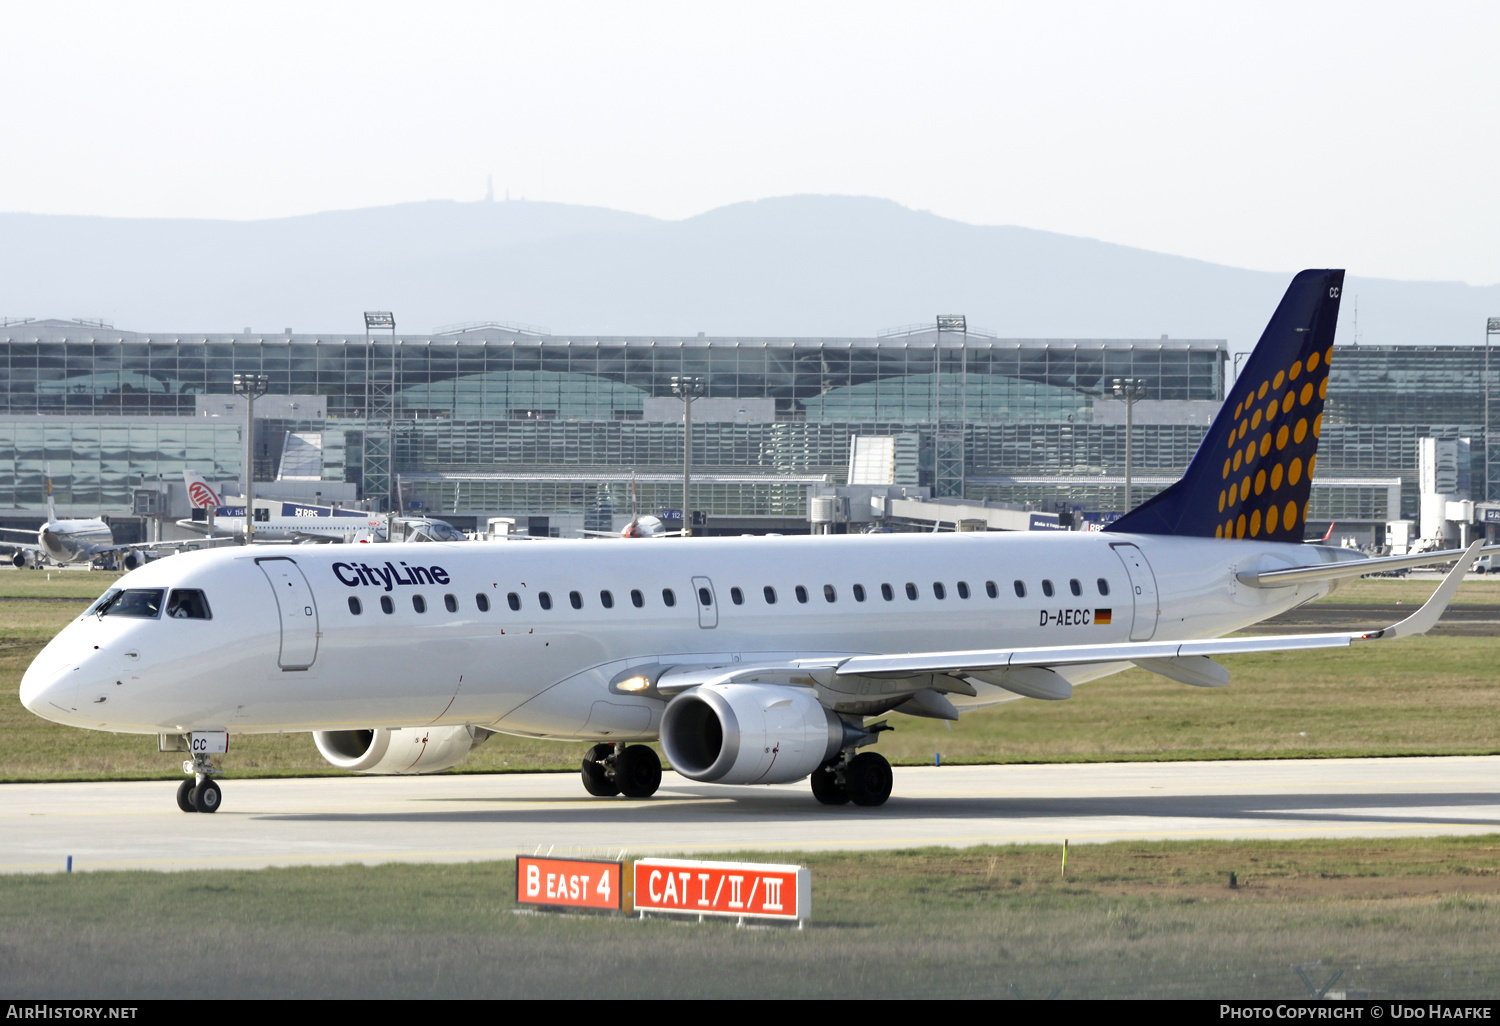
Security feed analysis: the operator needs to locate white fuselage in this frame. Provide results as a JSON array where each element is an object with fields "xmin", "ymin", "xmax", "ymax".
[
  {"xmin": 37, "ymin": 519, "xmax": 115, "ymax": 563},
  {"xmin": 180, "ymin": 516, "xmax": 387, "ymax": 543},
  {"xmin": 20, "ymin": 531, "xmax": 1340, "ymax": 740}
]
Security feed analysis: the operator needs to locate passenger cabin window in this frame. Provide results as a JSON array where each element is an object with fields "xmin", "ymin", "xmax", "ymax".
[
  {"xmin": 932, "ymin": 582, "xmax": 946, "ymax": 600},
  {"xmin": 730, "ymin": 587, "xmax": 744, "ymax": 605},
  {"xmin": 1041, "ymin": 580, "xmax": 1055, "ymax": 598},
  {"xmin": 347, "ymin": 596, "xmax": 362, "ymax": 615},
  {"xmin": 905, "ymin": 582, "xmax": 918, "ymax": 601},
  {"xmin": 1097, "ymin": 578, "xmax": 1110, "ymax": 596},
  {"xmin": 570, "ymin": 591, "xmax": 583, "ymax": 609},
  {"xmin": 476, "ymin": 593, "xmax": 490, "ymax": 612},
  {"xmin": 444, "ymin": 594, "xmax": 459, "ymax": 613},
  {"xmin": 957, "ymin": 581, "xmax": 970, "ymax": 600},
  {"xmin": 98, "ymin": 588, "xmax": 165, "ymax": 619},
  {"xmin": 538, "ymin": 592, "xmax": 553, "ymax": 610},
  {"xmin": 380, "ymin": 596, "xmax": 394, "ymax": 614},
  {"xmin": 662, "ymin": 588, "xmax": 676, "ymax": 607},
  {"xmin": 413, "ymin": 595, "xmax": 427, "ymax": 613},
  {"xmin": 1013, "ymin": 580, "xmax": 1026, "ymax": 598},
  {"xmin": 167, "ymin": 589, "xmax": 212, "ymax": 619},
  {"xmin": 763, "ymin": 586, "xmax": 777, "ymax": 604},
  {"xmin": 795, "ymin": 585, "xmax": 809, "ymax": 604},
  {"xmin": 507, "ymin": 592, "xmax": 521, "ymax": 611},
  {"xmin": 881, "ymin": 583, "xmax": 894, "ymax": 601},
  {"xmin": 1069, "ymin": 579, "xmax": 1082, "ymax": 597},
  {"xmin": 698, "ymin": 587, "xmax": 713, "ymax": 607},
  {"xmin": 600, "ymin": 590, "xmax": 614, "ymax": 609},
  {"xmin": 986, "ymin": 581, "xmax": 998, "ymax": 599},
  {"xmin": 823, "ymin": 584, "xmax": 836, "ymax": 603},
  {"xmin": 631, "ymin": 589, "xmax": 644, "ymax": 608},
  {"xmin": 853, "ymin": 584, "xmax": 866, "ymax": 602}
]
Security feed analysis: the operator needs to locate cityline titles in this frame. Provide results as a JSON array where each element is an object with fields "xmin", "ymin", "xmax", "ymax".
[{"xmin": 332, "ymin": 561, "xmax": 450, "ymax": 591}]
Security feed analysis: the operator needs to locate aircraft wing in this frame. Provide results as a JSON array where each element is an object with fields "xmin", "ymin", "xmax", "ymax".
[
  {"xmin": 96, "ymin": 537, "xmax": 236, "ymax": 554},
  {"xmin": 1239, "ymin": 542, "xmax": 1500, "ymax": 588},
  {"xmin": 837, "ymin": 541, "xmax": 1479, "ymax": 688},
  {"xmin": 652, "ymin": 542, "xmax": 1480, "ymax": 706},
  {"xmin": 0, "ymin": 527, "xmax": 40, "ymax": 537}
]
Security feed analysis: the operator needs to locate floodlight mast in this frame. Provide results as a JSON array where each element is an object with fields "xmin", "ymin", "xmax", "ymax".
[
  {"xmin": 1487, "ymin": 318, "xmax": 1500, "ymax": 506},
  {"xmin": 1112, "ymin": 377, "xmax": 1149, "ymax": 512},
  {"xmin": 232, "ymin": 373, "xmax": 270, "ymax": 544},
  {"xmin": 363, "ymin": 312, "xmax": 397, "ymax": 511},
  {"xmin": 671, "ymin": 376, "xmax": 706, "ymax": 536}
]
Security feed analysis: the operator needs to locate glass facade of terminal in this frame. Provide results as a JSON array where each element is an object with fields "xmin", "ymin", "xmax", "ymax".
[{"xmin": 1, "ymin": 322, "xmax": 1493, "ymax": 530}]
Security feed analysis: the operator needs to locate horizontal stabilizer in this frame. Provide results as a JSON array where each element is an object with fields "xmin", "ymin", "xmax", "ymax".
[{"xmin": 1240, "ymin": 541, "xmax": 1500, "ymax": 588}]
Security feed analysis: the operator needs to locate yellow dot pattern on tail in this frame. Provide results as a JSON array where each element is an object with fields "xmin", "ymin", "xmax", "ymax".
[{"xmin": 1107, "ymin": 269, "xmax": 1343, "ymax": 543}]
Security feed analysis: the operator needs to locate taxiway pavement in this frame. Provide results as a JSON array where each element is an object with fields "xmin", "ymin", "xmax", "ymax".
[{"xmin": 4, "ymin": 756, "xmax": 1500, "ymax": 873}]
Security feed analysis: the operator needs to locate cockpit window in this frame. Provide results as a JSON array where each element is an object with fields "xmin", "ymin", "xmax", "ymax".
[
  {"xmin": 83, "ymin": 588, "xmax": 122, "ymax": 617},
  {"xmin": 97, "ymin": 588, "xmax": 165, "ymax": 619},
  {"xmin": 166, "ymin": 589, "xmax": 212, "ymax": 620}
]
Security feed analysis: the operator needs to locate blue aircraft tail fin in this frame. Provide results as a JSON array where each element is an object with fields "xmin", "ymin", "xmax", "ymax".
[{"xmin": 1106, "ymin": 269, "xmax": 1343, "ymax": 542}]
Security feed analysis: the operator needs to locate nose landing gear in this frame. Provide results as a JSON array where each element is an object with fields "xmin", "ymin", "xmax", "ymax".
[
  {"xmin": 177, "ymin": 751, "xmax": 223, "ymax": 813},
  {"xmin": 580, "ymin": 742, "xmax": 662, "ymax": 798}
]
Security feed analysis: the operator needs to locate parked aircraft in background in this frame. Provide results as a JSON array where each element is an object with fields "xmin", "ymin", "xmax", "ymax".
[
  {"xmin": 0, "ymin": 478, "xmax": 224, "ymax": 569},
  {"xmin": 177, "ymin": 472, "xmax": 388, "ymax": 544},
  {"xmin": 20, "ymin": 271, "xmax": 1500, "ymax": 817}
]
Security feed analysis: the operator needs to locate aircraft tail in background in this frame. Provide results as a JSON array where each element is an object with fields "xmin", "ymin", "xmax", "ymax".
[{"xmin": 184, "ymin": 471, "xmax": 225, "ymax": 510}]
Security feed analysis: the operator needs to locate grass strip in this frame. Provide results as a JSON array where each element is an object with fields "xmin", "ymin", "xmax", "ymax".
[{"xmin": 5, "ymin": 835, "xmax": 1500, "ymax": 998}]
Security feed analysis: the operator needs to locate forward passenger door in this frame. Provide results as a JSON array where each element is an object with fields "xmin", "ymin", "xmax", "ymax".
[{"xmin": 256, "ymin": 556, "xmax": 320, "ymax": 669}]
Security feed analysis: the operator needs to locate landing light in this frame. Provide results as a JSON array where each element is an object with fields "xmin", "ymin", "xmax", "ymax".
[{"xmin": 617, "ymin": 675, "xmax": 651, "ymax": 692}]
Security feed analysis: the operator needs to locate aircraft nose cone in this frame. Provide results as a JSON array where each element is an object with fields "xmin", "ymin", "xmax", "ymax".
[{"xmin": 19, "ymin": 653, "xmax": 77, "ymax": 722}]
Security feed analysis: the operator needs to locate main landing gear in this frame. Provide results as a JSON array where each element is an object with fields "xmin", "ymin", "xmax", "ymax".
[
  {"xmin": 177, "ymin": 751, "xmax": 223, "ymax": 814},
  {"xmin": 581, "ymin": 742, "xmax": 663, "ymax": 798},
  {"xmin": 811, "ymin": 751, "xmax": 893, "ymax": 807}
]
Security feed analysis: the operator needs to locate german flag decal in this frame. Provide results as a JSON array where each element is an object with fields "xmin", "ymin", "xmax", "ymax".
[{"xmin": 1094, "ymin": 608, "xmax": 1112, "ymax": 625}]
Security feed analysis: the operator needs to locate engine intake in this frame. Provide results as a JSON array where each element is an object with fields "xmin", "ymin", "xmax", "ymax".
[
  {"xmin": 313, "ymin": 725, "xmax": 491, "ymax": 775},
  {"xmin": 660, "ymin": 683, "xmax": 848, "ymax": 785}
]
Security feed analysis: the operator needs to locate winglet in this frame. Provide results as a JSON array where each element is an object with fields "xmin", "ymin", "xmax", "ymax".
[{"xmin": 1359, "ymin": 540, "xmax": 1481, "ymax": 640}]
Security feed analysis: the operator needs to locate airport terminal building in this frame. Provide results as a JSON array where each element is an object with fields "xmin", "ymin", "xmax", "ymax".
[{"xmin": 0, "ymin": 317, "xmax": 1491, "ymax": 540}]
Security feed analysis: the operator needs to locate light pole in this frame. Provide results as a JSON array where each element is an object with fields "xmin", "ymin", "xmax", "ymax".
[
  {"xmin": 1488, "ymin": 318, "xmax": 1500, "ymax": 507},
  {"xmin": 1112, "ymin": 377, "xmax": 1148, "ymax": 512},
  {"xmin": 233, "ymin": 372, "xmax": 269, "ymax": 544},
  {"xmin": 671, "ymin": 375, "xmax": 705, "ymax": 536}
]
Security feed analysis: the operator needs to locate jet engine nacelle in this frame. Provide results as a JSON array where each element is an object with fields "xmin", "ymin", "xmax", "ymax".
[
  {"xmin": 10, "ymin": 552, "xmax": 25, "ymax": 568},
  {"xmin": 659, "ymin": 683, "xmax": 844, "ymax": 785},
  {"xmin": 313, "ymin": 725, "xmax": 492, "ymax": 775}
]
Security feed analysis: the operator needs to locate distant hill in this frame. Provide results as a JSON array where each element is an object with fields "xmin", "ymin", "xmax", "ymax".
[{"xmin": 2, "ymin": 194, "xmax": 1496, "ymax": 352}]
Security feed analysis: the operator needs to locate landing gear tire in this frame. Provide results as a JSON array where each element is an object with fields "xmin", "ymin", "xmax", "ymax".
[
  {"xmin": 810, "ymin": 763, "xmax": 849, "ymax": 805},
  {"xmin": 615, "ymin": 745, "xmax": 662, "ymax": 798},
  {"xmin": 845, "ymin": 752, "xmax": 893, "ymax": 807},
  {"xmin": 176, "ymin": 779, "xmax": 198, "ymax": 813},
  {"xmin": 192, "ymin": 778, "xmax": 222, "ymax": 814},
  {"xmin": 581, "ymin": 743, "xmax": 621, "ymax": 797}
]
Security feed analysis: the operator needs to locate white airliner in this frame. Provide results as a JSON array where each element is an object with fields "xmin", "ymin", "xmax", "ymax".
[
  {"xmin": 175, "ymin": 472, "xmax": 466, "ymax": 545},
  {"xmin": 19, "ymin": 270, "xmax": 1496, "ymax": 815},
  {"xmin": 0, "ymin": 478, "xmax": 223, "ymax": 569}
]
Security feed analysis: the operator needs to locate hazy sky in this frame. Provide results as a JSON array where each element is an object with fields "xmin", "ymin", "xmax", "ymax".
[{"xmin": 4, "ymin": 1, "xmax": 1498, "ymax": 285}]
